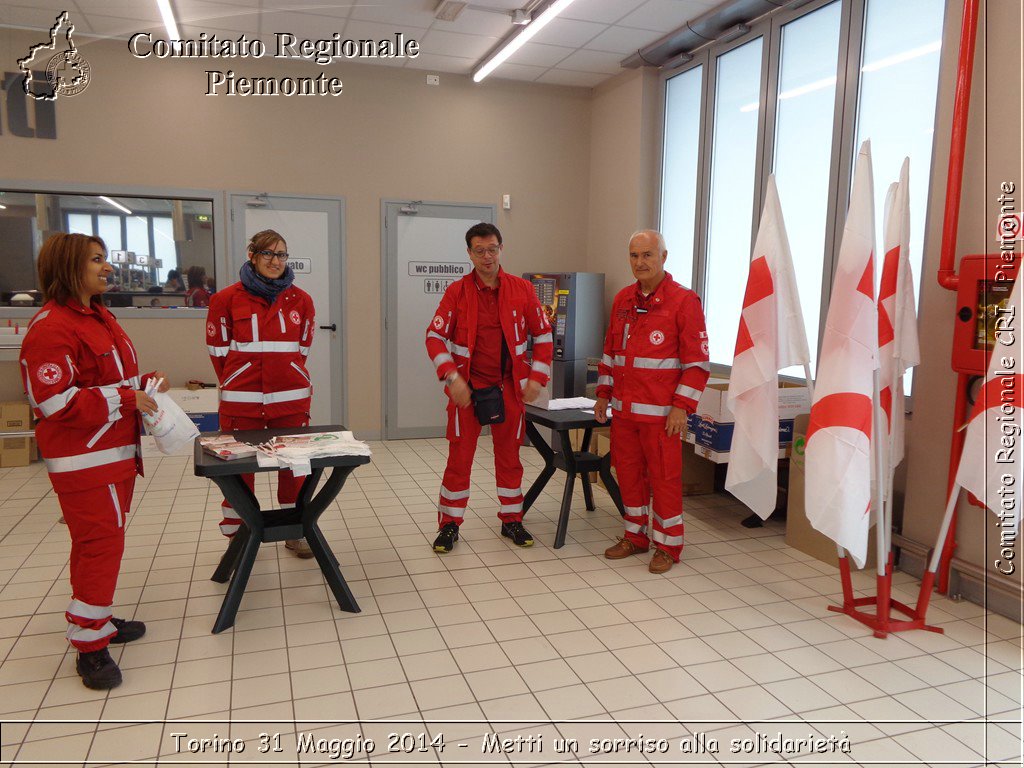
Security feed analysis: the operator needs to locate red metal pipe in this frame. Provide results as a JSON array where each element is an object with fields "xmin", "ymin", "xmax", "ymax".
[{"xmin": 937, "ymin": 0, "xmax": 981, "ymax": 292}]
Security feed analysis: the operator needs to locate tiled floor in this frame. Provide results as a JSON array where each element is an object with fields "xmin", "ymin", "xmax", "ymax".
[{"xmin": 0, "ymin": 437, "xmax": 1020, "ymax": 767}]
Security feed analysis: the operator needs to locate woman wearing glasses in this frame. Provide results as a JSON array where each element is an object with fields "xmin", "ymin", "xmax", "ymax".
[{"xmin": 205, "ymin": 229, "xmax": 317, "ymax": 558}]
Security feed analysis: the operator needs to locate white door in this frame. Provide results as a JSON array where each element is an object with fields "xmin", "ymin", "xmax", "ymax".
[
  {"xmin": 229, "ymin": 195, "xmax": 345, "ymax": 427},
  {"xmin": 383, "ymin": 201, "xmax": 494, "ymax": 439}
]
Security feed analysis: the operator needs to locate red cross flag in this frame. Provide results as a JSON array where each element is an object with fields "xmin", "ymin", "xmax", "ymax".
[
  {"xmin": 877, "ymin": 158, "xmax": 920, "ymax": 491},
  {"xmin": 805, "ymin": 141, "xmax": 879, "ymax": 568},
  {"xmin": 955, "ymin": 274, "xmax": 1022, "ymax": 534},
  {"xmin": 726, "ymin": 176, "xmax": 810, "ymax": 519}
]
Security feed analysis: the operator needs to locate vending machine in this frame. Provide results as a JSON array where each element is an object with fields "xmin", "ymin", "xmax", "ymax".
[{"xmin": 523, "ymin": 272, "xmax": 605, "ymax": 397}]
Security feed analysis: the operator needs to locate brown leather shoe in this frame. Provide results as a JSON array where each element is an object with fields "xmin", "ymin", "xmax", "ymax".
[
  {"xmin": 649, "ymin": 549, "xmax": 675, "ymax": 574},
  {"xmin": 604, "ymin": 538, "xmax": 649, "ymax": 559}
]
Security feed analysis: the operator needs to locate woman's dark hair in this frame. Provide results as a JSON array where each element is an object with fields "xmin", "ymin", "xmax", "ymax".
[
  {"xmin": 464, "ymin": 223, "xmax": 502, "ymax": 248},
  {"xmin": 186, "ymin": 265, "xmax": 206, "ymax": 289},
  {"xmin": 37, "ymin": 233, "xmax": 106, "ymax": 304},
  {"xmin": 247, "ymin": 229, "xmax": 287, "ymax": 257}
]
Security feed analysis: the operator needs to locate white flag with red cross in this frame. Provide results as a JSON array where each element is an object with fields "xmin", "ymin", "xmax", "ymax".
[
  {"xmin": 877, "ymin": 158, "xmax": 920, "ymax": 491},
  {"xmin": 955, "ymin": 274, "xmax": 1023, "ymax": 533},
  {"xmin": 726, "ymin": 176, "xmax": 810, "ymax": 519},
  {"xmin": 805, "ymin": 141, "xmax": 879, "ymax": 568}
]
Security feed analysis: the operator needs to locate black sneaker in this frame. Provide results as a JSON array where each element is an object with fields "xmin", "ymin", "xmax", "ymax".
[
  {"xmin": 109, "ymin": 617, "xmax": 146, "ymax": 644},
  {"xmin": 433, "ymin": 522, "xmax": 460, "ymax": 553},
  {"xmin": 76, "ymin": 647, "xmax": 122, "ymax": 690},
  {"xmin": 501, "ymin": 521, "xmax": 534, "ymax": 547}
]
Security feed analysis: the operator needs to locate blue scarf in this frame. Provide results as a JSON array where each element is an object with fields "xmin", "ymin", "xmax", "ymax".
[{"xmin": 240, "ymin": 261, "xmax": 295, "ymax": 304}]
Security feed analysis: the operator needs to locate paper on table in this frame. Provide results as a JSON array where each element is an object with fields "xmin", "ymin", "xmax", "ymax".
[{"xmin": 544, "ymin": 397, "xmax": 597, "ymax": 411}]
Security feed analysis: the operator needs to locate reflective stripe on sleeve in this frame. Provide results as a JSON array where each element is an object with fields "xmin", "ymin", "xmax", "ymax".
[
  {"xmin": 601, "ymin": 354, "xmax": 614, "ymax": 367},
  {"xmin": 683, "ymin": 361, "xmax": 711, "ymax": 372},
  {"xmin": 299, "ymin": 345, "xmax": 310, "ymax": 356},
  {"xmin": 675, "ymin": 384, "xmax": 703, "ymax": 401},
  {"xmin": 433, "ymin": 352, "xmax": 454, "ymax": 370},
  {"xmin": 427, "ymin": 331, "xmax": 447, "ymax": 344},
  {"xmin": 207, "ymin": 345, "xmax": 229, "ymax": 358},
  {"xmin": 37, "ymin": 387, "xmax": 80, "ymax": 417},
  {"xmin": 229, "ymin": 340, "xmax": 301, "ymax": 353},
  {"xmin": 631, "ymin": 402, "xmax": 672, "ymax": 417},
  {"xmin": 531, "ymin": 361, "xmax": 550, "ymax": 376},
  {"xmin": 450, "ymin": 342, "xmax": 469, "ymax": 357},
  {"xmin": 514, "ymin": 341, "xmax": 528, "ymax": 357},
  {"xmin": 45, "ymin": 444, "xmax": 136, "ymax": 473},
  {"xmin": 99, "ymin": 386, "xmax": 122, "ymax": 422},
  {"xmin": 633, "ymin": 357, "xmax": 682, "ymax": 370},
  {"xmin": 533, "ymin": 332, "xmax": 553, "ymax": 345},
  {"xmin": 597, "ymin": 375, "xmax": 613, "ymax": 387}
]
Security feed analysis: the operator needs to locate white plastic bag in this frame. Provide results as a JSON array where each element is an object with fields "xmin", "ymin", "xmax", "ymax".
[{"xmin": 142, "ymin": 391, "xmax": 200, "ymax": 455}]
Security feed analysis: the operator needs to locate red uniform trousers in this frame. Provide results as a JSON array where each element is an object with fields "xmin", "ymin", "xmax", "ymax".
[
  {"xmin": 438, "ymin": 384, "xmax": 526, "ymax": 527},
  {"xmin": 218, "ymin": 412, "xmax": 308, "ymax": 536},
  {"xmin": 59, "ymin": 477, "xmax": 136, "ymax": 652},
  {"xmin": 611, "ymin": 417, "xmax": 685, "ymax": 561}
]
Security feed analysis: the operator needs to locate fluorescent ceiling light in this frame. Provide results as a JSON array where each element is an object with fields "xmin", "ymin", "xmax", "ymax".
[
  {"xmin": 0, "ymin": 204, "xmax": 6, "ymax": 210},
  {"xmin": 473, "ymin": 0, "xmax": 579, "ymax": 83},
  {"xmin": 156, "ymin": 0, "xmax": 180, "ymax": 40},
  {"xmin": 862, "ymin": 40, "xmax": 941, "ymax": 73},
  {"xmin": 100, "ymin": 196, "xmax": 133, "ymax": 215}
]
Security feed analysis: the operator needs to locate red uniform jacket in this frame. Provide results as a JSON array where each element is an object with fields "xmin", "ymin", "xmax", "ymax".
[
  {"xmin": 596, "ymin": 273, "xmax": 710, "ymax": 422},
  {"xmin": 425, "ymin": 268, "xmax": 554, "ymax": 404},
  {"xmin": 19, "ymin": 300, "xmax": 151, "ymax": 493},
  {"xmin": 205, "ymin": 282, "xmax": 315, "ymax": 419}
]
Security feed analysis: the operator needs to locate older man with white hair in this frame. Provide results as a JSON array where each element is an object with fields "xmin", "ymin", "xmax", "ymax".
[{"xmin": 594, "ymin": 230, "xmax": 710, "ymax": 573}]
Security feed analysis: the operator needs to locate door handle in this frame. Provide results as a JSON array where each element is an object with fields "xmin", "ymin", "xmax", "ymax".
[{"xmin": 319, "ymin": 323, "xmax": 337, "ymax": 332}]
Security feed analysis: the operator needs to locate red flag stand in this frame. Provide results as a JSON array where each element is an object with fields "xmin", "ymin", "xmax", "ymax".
[{"xmin": 829, "ymin": 553, "xmax": 942, "ymax": 639}]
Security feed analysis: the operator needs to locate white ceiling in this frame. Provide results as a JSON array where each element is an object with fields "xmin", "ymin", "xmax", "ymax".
[{"xmin": 0, "ymin": 0, "xmax": 722, "ymax": 88}]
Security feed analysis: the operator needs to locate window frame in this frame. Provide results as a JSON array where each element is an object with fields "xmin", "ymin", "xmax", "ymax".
[
  {"xmin": 0, "ymin": 179, "xmax": 226, "ymax": 319},
  {"xmin": 656, "ymin": 0, "xmax": 945, "ymax": 386}
]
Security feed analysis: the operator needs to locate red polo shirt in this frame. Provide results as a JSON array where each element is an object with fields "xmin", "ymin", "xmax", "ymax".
[{"xmin": 469, "ymin": 272, "xmax": 510, "ymax": 388}]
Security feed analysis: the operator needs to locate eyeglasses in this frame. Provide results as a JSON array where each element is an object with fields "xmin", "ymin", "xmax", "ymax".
[
  {"xmin": 471, "ymin": 246, "xmax": 501, "ymax": 257},
  {"xmin": 255, "ymin": 250, "xmax": 289, "ymax": 263}
]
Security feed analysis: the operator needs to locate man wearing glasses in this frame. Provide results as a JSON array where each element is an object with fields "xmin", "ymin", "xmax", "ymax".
[
  {"xmin": 205, "ymin": 229, "xmax": 318, "ymax": 558},
  {"xmin": 425, "ymin": 223, "xmax": 554, "ymax": 553}
]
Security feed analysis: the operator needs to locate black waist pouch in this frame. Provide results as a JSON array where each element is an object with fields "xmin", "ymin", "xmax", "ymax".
[{"xmin": 472, "ymin": 385, "xmax": 505, "ymax": 425}]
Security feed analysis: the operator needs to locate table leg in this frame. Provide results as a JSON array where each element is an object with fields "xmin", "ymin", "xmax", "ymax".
[
  {"xmin": 553, "ymin": 430, "xmax": 578, "ymax": 549},
  {"xmin": 522, "ymin": 421, "xmax": 556, "ymax": 514},
  {"xmin": 300, "ymin": 466, "xmax": 361, "ymax": 614},
  {"xmin": 599, "ymin": 452, "xmax": 626, "ymax": 518},
  {"xmin": 581, "ymin": 473, "xmax": 596, "ymax": 512},
  {"xmin": 212, "ymin": 525, "xmax": 262, "ymax": 634},
  {"xmin": 211, "ymin": 527, "xmax": 247, "ymax": 584},
  {"xmin": 209, "ymin": 476, "xmax": 265, "ymax": 633}
]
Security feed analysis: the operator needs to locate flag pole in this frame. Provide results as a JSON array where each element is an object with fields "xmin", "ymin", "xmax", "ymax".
[
  {"xmin": 871, "ymin": 368, "xmax": 891, "ymax": 636},
  {"xmin": 916, "ymin": 485, "xmax": 962, "ymax": 618}
]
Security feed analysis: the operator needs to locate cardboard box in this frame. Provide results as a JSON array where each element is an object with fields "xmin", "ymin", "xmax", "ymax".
[
  {"xmin": 0, "ymin": 402, "xmax": 31, "ymax": 432},
  {"xmin": 686, "ymin": 432, "xmax": 789, "ymax": 464},
  {"xmin": 167, "ymin": 387, "xmax": 220, "ymax": 413},
  {"xmin": 784, "ymin": 413, "xmax": 876, "ymax": 567},
  {"xmin": 167, "ymin": 388, "xmax": 219, "ymax": 433},
  {"xmin": 685, "ymin": 380, "xmax": 809, "ymax": 457},
  {"xmin": 0, "ymin": 401, "xmax": 33, "ymax": 467}
]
